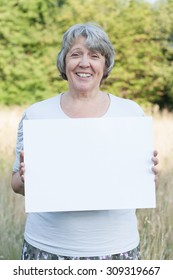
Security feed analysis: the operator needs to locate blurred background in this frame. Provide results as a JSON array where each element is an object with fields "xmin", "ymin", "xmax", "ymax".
[{"xmin": 0, "ymin": 0, "xmax": 173, "ymax": 259}]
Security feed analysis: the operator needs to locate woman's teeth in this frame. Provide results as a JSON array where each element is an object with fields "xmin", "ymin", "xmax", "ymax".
[{"xmin": 76, "ymin": 73, "xmax": 91, "ymax": 78}]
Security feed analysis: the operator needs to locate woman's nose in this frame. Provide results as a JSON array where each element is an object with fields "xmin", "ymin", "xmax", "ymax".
[{"xmin": 79, "ymin": 55, "xmax": 90, "ymax": 67}]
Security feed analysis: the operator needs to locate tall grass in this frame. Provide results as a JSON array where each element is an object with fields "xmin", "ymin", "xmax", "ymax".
[
  {"xmin": 0, "ymin": 106, "xmax": 173, "ymax": 259},
  {"xmin": 138, "ymin": 109, "xmax": 173, "ymax": 259},
  {"xmin": 0, "ymin": 106, "xmax": 26, "ymax": 260}
]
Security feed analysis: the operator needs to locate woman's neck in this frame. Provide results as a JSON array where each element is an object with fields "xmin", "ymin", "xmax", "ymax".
[
  {"xmin": 66, "ymin": 88, "xmax": 101, "ymax": 101},
  {"xmin": 60, "ymin": 91, "xmax": 110, "ymax": 118}
]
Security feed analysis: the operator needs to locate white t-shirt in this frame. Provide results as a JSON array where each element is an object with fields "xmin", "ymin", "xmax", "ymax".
[{"xmin": 13, "ymin": 93, "xmax": 144, "ymax": 257}]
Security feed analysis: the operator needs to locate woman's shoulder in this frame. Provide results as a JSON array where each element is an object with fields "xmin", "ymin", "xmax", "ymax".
[
  {"xmin": 108, "ymin": 93, "xmax": 145, "ymax": 117},
  {"xmin": 25, "ymin": 94, "xmax": 61, "ymax": 119}
]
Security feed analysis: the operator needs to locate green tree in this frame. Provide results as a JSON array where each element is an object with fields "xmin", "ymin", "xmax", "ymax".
[
  {"xmin": 0, "ymin": 0, "xmax": 173, "ymax": 109},
  {"xmin": 0, "ymin": 0, "xmax": 67, "ymax": 105}
]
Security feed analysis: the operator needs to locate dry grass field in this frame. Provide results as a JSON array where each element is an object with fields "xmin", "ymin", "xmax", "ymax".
[
  {"xmin": 0, "ymin": 105, "xmax": 173, "ymax": 259},
  {"xmin": 138, "ymin": 109, "xmax": 173, "ymax": 259},
  {"xmin": 0, "ymin": 106, "xmax": 26, "ymax": 260}
]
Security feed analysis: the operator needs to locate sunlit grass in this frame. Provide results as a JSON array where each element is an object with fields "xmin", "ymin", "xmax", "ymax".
[
  {"xmin": 138, "ymin": 108, "xmax": 173, "ymax": 259},
  {"xmin": 0, "ymin": 106, "xmax": 26, "ymax": 260}
]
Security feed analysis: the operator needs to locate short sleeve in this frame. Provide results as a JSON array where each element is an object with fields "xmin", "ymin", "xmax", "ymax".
[{"xmin": 12, "ymin": 112, "xmax": 28, "ymax": 172}]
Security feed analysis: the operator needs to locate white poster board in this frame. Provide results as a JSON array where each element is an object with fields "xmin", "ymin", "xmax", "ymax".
[{"xmin": 23, "ymin": 117, "xmax": 156, "ymax": 212}]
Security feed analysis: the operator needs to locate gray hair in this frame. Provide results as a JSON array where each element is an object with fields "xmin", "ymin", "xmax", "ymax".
[{"xmin": 57, "ymin": 23, "xmax": 115, "ymax": 80}]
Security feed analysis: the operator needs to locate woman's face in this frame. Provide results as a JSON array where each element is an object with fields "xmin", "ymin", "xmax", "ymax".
[{"xmin": 65, "ymin": 36, "xmax": 106, "ymax": 94}]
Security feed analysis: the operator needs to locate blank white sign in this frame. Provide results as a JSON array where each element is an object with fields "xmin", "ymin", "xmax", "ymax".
[{"xmin": 23, "ymin": 117, "xmax": 156, "ymax": 212}]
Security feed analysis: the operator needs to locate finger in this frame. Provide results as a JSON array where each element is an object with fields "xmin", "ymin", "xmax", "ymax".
[
  {"xmin": 20, "ymin": 150, "xmax": 24, "ymax": 163},
  {"xmin": 20, "ymin": 169, "xmax": 25, "ymax": 183},
  {"xmin": 20, "ymin": 162, "xmax": 25, "ymax": 183},
  {"xmin": 19, "ymin": 165, "xmax": 25, "ymax": 176},
  {"xmin": 153, "ymin": 150, "xmax": 158, "ymax": 157},
  {"xmin": 152, "ymin": 156, "xmax": 159, "ymax": 166},
  {"xmin": 152, "ymin": 166, "xmax": 158, "ymax": 175},
  {"xmin": 21, "ymin": 174, "xmax": 25, "ymax": 183}
]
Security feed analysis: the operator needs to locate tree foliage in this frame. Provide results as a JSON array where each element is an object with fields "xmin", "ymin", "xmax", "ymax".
[{"xmin": 0, "ymin": 0, "xmax": 173, "ymax": 109}]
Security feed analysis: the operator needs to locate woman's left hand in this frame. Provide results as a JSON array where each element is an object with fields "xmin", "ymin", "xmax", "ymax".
[{"xmin": 152, "ymin": 150, "xmax": 159, "ymax": 189}]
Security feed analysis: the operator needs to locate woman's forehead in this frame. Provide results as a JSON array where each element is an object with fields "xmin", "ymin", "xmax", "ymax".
[
  {"xmin": 70, "ymin": 36, "xmax": 87, "ymax": 47},
  {"xmin": 69, "ymin": 36, "xmax": 104, "ymax": 54}
]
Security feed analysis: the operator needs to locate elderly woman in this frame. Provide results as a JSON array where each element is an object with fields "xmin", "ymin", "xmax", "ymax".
[{"xmin": 12, "ymin": 23, "xmax": 158, "ymax": 260}]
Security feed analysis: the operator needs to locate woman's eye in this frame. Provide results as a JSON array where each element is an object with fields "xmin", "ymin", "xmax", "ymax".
[
  {"xmin": 91, "ymin": 54, "xmax": 99, "ymax": 58},
  {"xmin": 71, "ymin": 53, "xmax": 79, "ymax": 57}
]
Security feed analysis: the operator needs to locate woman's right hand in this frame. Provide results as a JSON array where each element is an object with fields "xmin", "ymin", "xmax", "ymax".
[
  {"xmin": 11, "ymin": 150, "xmax": 25, "ymax": 196},
  {"xmin": 19, "ymin": 150, "xmax": 25, "ymax": 183}
]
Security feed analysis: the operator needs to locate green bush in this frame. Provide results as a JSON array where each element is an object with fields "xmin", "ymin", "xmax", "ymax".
[{"xmin": 0, "ymin": 0, "xmax": 173, "ymax": 109}]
